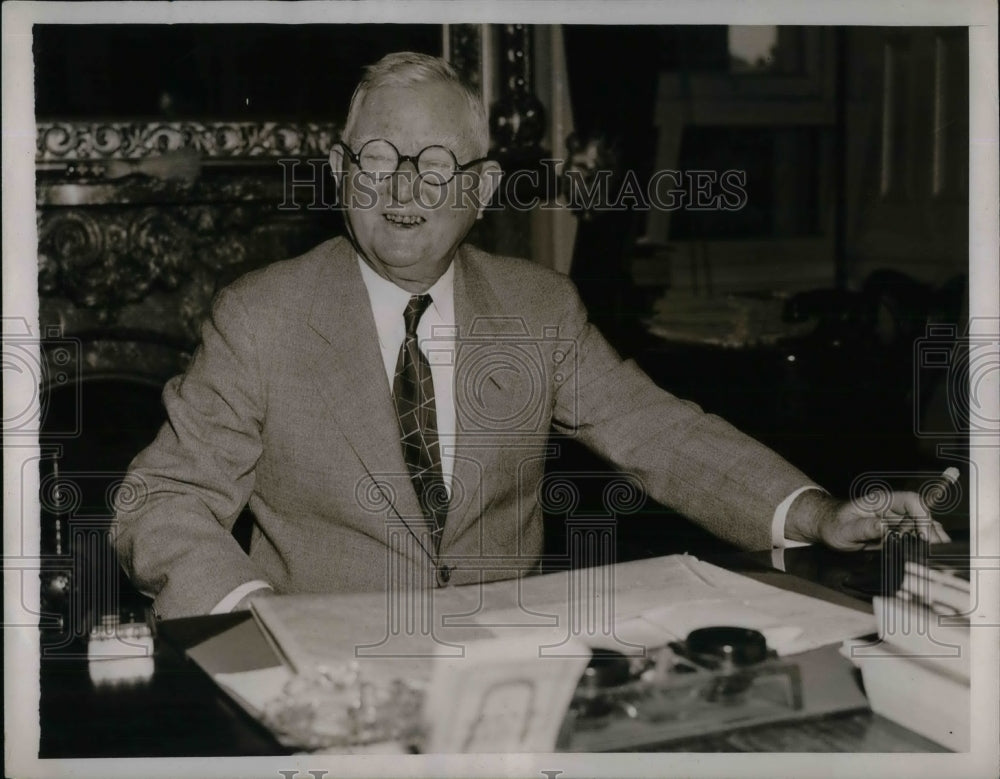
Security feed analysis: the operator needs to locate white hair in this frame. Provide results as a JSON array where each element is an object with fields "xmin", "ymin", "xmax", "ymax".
[{"xmin": 342, "ymin": 51, "xmax": 489, "ymax": 156}]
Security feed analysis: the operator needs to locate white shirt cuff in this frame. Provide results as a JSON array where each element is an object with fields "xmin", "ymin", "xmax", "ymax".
[
  {"xmin": 771, "ymin": 485, "xmax": 829, "ymax": 548},
  {"xmin": 210, "ymin": 580, "xmax": 273, "ymax": 614}
]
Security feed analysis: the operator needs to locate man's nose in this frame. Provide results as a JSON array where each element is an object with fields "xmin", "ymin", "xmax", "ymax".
[{"xmin": 389, "ymin": 161, "xmax": 419, "ymax": 204}]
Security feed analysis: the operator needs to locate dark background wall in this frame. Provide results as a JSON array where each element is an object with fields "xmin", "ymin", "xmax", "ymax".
[{"xmin": 34, "ymin": 25, "xmax": 443, "ymax": 119}]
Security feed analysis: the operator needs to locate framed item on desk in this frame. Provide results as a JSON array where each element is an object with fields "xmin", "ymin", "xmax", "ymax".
[{"xmin": 421, "ymin": 635, "xmax": 590, "ymax": 753}]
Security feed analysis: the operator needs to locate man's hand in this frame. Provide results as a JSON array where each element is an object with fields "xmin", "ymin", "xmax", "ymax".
[{"xmin": 785, "ymin": 489, "xmax": 951, "ymax": 551}]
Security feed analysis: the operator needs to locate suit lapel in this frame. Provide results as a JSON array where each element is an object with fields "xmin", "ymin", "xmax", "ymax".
[
  {"xmin": 443, "ymin": 246, "xmax": 520, "ymax": 548},
  {"xmin": 305, "ymin": 239, "xmax": 426, "ymax": 529},
  {"xmin": 305, "ymin": 240, "xmax": 527, "ymax": 557}
]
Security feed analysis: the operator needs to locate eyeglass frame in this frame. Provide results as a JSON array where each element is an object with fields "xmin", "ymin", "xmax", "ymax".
[{"xmin": 334, "ymin": 138, "xmax": 490, "ymax": 186}]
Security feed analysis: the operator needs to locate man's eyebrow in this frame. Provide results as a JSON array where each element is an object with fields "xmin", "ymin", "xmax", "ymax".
[
  {"xmin": 355, "ymin": 135, "xmax": 467, "ymax": 152},
  {"xmin": 414, "ymin": 135, "xmax": 468, "ymax": 152}
]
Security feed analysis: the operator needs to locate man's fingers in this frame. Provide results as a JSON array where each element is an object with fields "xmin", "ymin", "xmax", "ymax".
[
  {"xmin": 872, "ymin": 514, "xmax": 951, "ymax": 543},
  {"xmin": 876, "ymin": 491, "xmax": 950, "ymax": 542},
  {"xmin": 929, "ymin": 520, "xmax": 952, "ymax": 544},
  {"xmin": 888, "ymin": 490, "xmax": 931, "ymax": 520},
  {"xmin": 840, "ymin": 510, "xmax": 949, "ymax": 545},
  {"xmin": 824, "ymin": 492, "xmax": 952, "ymax": 551}
]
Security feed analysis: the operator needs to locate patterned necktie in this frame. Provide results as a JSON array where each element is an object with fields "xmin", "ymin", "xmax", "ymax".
[{"xmin": 393, "ymin": 294, "xmax": 448, "ymax": 551}]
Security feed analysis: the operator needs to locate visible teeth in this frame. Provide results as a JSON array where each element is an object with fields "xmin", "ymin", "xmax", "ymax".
[{"xmin": 384, "ymin": 214, "xmax": 425, "ymax": 225}]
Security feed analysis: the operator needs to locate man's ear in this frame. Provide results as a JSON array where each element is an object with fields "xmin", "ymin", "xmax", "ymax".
[
  {"xmin": 329, "ymin": 146, "xmax": 345, "ymax": 185},
  {"xmin": 475, "ymin": 160, "xmax": 503, "ymax": 217}
]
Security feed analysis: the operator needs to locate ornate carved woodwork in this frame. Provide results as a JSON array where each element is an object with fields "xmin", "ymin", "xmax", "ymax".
[
  {"xmin": 37, "ymin": 120, "xmax": 341, "ymax": 345},
  {"xmin": 446, "ymin": 24, "xmax": 486, "ymax": 97},
  {"xmin": 489, "ymin": 24, "xmax": 546, "ymax": 155},
  {"xmin": 37, "ymin": 120, "xmax": 339, "ymax": 162}
]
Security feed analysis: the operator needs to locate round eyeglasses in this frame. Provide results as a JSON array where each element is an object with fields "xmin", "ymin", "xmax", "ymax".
[{"xmin": 335, "ymin": 139, "xmax": 489, "ymax": 186}]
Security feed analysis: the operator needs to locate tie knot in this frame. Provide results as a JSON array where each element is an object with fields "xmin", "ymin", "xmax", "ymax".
[{"xmin": 403, "ymin": 294, "xmax": 433, "ymax": 336}]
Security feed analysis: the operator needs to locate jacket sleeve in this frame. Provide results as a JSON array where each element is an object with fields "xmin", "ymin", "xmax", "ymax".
[
  {"xmin": 114, "ymin": 285, "xmax": 270, "ymax": 618},
  {"xmin": 550, "ymin": 278, "xmax": 815, "ymax": 550}
]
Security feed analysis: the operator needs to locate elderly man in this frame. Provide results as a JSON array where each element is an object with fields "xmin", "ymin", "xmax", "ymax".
[{"xmin": 115, "ymin": 52, "xmax": 945, "ymax": 619}]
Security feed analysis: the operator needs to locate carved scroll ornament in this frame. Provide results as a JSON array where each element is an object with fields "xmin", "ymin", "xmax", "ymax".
[
  {"xmin": 37, "ymin": 121, "xmax": 340, "ymax": 162},
  {"xmin": 36, "ymin": 205, "xmax": 278, "ymax": 337}
]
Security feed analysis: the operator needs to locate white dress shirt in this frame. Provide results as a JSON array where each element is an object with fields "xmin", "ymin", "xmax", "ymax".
[
  {"xmin": 356, "ymin": 256, "xmax": 457, "ymax": 495},
  {"xmin": 211, "ymin": 257, "xmax": 813, "ymax": 612}
]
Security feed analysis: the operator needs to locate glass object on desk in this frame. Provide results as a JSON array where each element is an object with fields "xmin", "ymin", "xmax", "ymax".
[
  {"xmin": 561, "ymin": 629, "xmax": 804, "ymax": 752},
  {"xmin": 260, "ymin": 662, "xmax": 423, "ymax": 752}
]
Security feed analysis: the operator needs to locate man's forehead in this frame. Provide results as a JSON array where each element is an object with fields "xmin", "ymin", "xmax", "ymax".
[{"xmin": 351, "ymin": 82, "xmax": 476, "ymax": 149}]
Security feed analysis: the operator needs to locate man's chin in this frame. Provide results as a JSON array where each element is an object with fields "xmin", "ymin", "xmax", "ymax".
[
  {"xmin": 370, "ymin": 246, "xmax": 433, "ymax": 270},
  {"xmin": 360, "ymin": 243, "xmax": 452, "ymax": 285}
]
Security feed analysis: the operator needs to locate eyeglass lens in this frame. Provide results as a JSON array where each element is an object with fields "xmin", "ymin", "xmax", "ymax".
[{"xmin": 357, "ymin": 140, "xmax": 456, "ymax": 184}]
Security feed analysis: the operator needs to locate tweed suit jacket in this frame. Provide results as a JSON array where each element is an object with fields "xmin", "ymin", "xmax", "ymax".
[{"xmin": 115, "ymin": 236, "xmax": 814, "ymax": 618}]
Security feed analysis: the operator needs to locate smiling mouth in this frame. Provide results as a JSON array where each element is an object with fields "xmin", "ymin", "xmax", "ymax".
[{"xmin": 383, "ymin": 213, "xmax": 426, "ymax": 226}]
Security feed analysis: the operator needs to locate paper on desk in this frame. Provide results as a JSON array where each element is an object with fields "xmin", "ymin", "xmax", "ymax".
[
  {"xmin": 251, "ymin": 589, "xmax": 499, "ymax": 686},
  {"xmin": 639, "ymin": 600, "xmax": 806, "ymax": 655},
  {"xmin": 638, "ymin": 558, "xmax": 875, "ymax": 655},
  {"xmin": 462, "ymin": 555, "xmax": 873, "ymax": 657},
  {"xmin": 214, "ymin": 665, "xmax": 293, "ymax": 715},
  {"xmin": 248, "ymin": 555, "xmax": 875, "ymax": 682},
  {"xmin": 457, "ymin": 552, "xmax": 725, "ymax": 635}
]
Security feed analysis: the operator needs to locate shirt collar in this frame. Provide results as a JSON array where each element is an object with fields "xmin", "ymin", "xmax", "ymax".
[{"xmin": 356, "ymin": 254, "xmax": 455, "ymax": 347}]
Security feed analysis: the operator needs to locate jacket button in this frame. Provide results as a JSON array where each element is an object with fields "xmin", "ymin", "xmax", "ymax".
[{"xmin": 437, "ymin": 565, "xmax": 452, "ymax": 585}]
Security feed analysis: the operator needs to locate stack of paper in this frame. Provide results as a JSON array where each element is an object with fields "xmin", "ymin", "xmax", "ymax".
[
  {"xmin": 843, "ymin": 558, "xmax": 970, "ymax": 751},
  {"xmin": 250, "ymin": 555, "xmax": 876, "ymax": 683}
]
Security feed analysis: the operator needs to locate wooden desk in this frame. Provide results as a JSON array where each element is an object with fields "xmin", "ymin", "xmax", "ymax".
[
  {"xmin": 40, "ymin": 615, "xmax": 281, "ymax": 758},
  {"xmin": 39, "ymin": 546, "xmax": 948, "ymax": 757}
]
